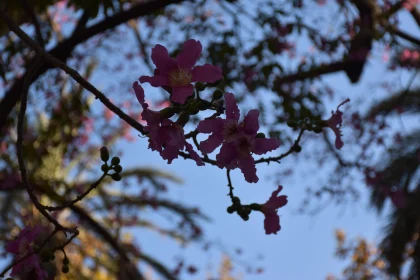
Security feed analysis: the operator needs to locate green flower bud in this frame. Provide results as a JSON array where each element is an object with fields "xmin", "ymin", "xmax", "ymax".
[
  {"xmin": 212, "ymin": 89, "xmax": 224, "ymax": 100},
  {"xmin": 114, "ymin": 165, "xmax": 122, "ymax": 173},
  {"xmin": 256, "ymin": 132, "xmax": 266, "ymax": 138},
  {"xmin": 63, "ymin": 257, "xmax": 70, "ymax": 265},
  {"xmin": 227, "ymin": 205, "xmax": 235, "ymax": 214},
  {"xmin": 101, "ymin": 164, "xmax": 108, "ymax": 172},
  {"xmin": 100, "ymin": 146, "xmax": 109, "ymax": 162},
  {"xmin": 293, "ymin": 144, "xmax": 302, "ymax": 153},
  {"xmin": 241, "ymin": 214, "xmax": 249, "ymax": 221},
  {"xmin": 195, "ymin": 82, "xmax": 207, "ymax": 91},
  {"xmin": 243, "ymin": 206, "xmax": 252, "ymax": 215},
  {"xmin": 232, "ymin": 196, "xmax": 241, "ymax": 205},
  {"xmin": 62, "ymin": 265, "xmax": 69, "ymax": 274},
  {"xmin": 313, "ymin": 126, "xmax": 323, "ymax": 133},
  {"xmin": 111, "ymin": 173, "xmax": 122, "ymax": 181},
  {"xmin": 111, "ymin": 157, "xmax": 120, "ymax": 165}
]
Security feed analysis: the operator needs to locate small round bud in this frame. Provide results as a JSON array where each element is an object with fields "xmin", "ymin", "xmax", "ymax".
[
  {"xmin": 100, "ymin": 146, "xmax": 109, "ymax": 161},
  {"xmin": 111, "ymin": 173, "xmax": 122, "ymax": 181},
  {"xmin": 313, "ymin": 126, "xmax": 323, "ymax": 133},
  {"xmin": 62, "ymin": 265, "xmax": 69, "ymax": 274},
  {"xmin": 114, "ymin": 165, "xmax": 122, "ymax": 173},
  {"xmin": 287, "ymin": 120, "xmax": 296, "ymax": 127},
  {"xmin": 227, "ymin": 205, "xmax": 235, "ymax": 214},
  {"xmin": 101, "ymin": 164, "xmax": 108, "ymax": 172},
  {"xmin": 212, "ymin": 89, "xmax": 224, "ymax": 100},
  {"xmin": 195, "ymin": 82, "xmax": 206, "ymax": 91},
  {"xmin": 63, "ymin": 257, "xmax": 70, "ymax": 265},
  {"xmin": 241, "ymin": 214, "xmax": 249, "ymax": 221},
  {"xmin": 111, "ymin": 157, "xmax": 120, "ymax": 165},
  {"xmin": 256, "ymin": 132, "xmax": 266, "ymax": 139},
  {"xmin": 232, "ymin": 196, "xmax": 241, "ymax": 205},
  {"xmin": 243, "ymin": 206, "xmax": 252, "ymax": 215},
  {"xmin": 293, "ymin": 145, "xmax": 302, "ymax": 153}
]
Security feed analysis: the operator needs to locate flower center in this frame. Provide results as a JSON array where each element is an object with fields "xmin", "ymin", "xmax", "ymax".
[
  {"xmin": 236, "ymin": 135, "xmax": 253, "ymax": 156},
  {"xmin": 169, "ymin": 68, "xmax": 192, "ymax": 86},
  {"xmin": 224, "ymin": 120, "xmax": 240, "ymax": 143}
]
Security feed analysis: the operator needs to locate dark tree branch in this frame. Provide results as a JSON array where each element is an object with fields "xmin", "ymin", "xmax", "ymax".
[{"xmin": 0, "ymin": 0, "xmax": 186, "ymax": 131}]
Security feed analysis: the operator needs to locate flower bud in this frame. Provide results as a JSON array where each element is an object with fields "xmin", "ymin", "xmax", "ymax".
[
  {"xmin": 293, "ymin": 144, "xmax": 302, "ymax": 153},
  {"xmin": 62, "ymin": 265, "xmax": 69, "ymax": 274},
  {"xmin": 195, "ymin": 82, "xmax": 207, "ymax": 91},
  {"xmin": 63, "ymin": 257, "xmax": 70, "ymax": 265},
  {"xmin": 212, "ymin": 89, "xmax": 224, "ymax": 100},
  {"xmin": 256, "ymin": 132, "xmax": 266, "ymax": 138},
  {"xmin": 111, "ymin": 173, "xmax": 122, "ymax": 181},
  {"xmin": 111, "ymin": 157, "xmax": 120, "ymax": 165},
  {"xmin": 227, "ymin": 205, "xmax": 235, "ymax": 214},
  {"xmin": 101, "ymin": 164, "xmax": 108, "ymax": 172},
  {"xmin": 100, "ymin": 146, "xmax": 109, "ymax": 161},
  {"xmin": 114, "ymin": 165, "xmax": 122, "ymax": 173},
  {"xmin": 232, "ymin": 196, "xmax": 241, "ymax": 205}
]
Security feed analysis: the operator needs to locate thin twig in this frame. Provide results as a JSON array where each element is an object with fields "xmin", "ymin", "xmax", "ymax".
[{"xmin": 0, "ymin": 9, "xmax": 145, "ymax": 135}]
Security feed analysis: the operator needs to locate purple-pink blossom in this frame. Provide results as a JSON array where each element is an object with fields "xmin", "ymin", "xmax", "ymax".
[
  {"xmin": 6, "ymin": 225, "xmax": 48, "ymax": 280},
  {"xmin": 326, "ymin": 98, "xmax": 350, "ymax": 150},
  {"xmin": 261, "ymin": 185, "xmax": 288, "ymax": 235},
  {"xmin": 139, "ymin": 39, "xmax": 222, "ymax": 104},
  {"xmin": 133, "ymin": 82, "xmax": 204, "ymax": 166},
  {"xmin": 197, "ymin": 92, "xmax": 281, "ymax": 183}
]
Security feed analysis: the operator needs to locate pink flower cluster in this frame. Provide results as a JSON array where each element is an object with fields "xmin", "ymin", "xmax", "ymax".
[
  {"xmin": 198, "ymin": 92, "xmax": 281, "ymax": 183},
  {"xmin": 133, "ymin": 39, "xmax": 290, "ymax": 234},
  {"xmin": 6, "ymin": 225, "xmax": 47, "ymax": 280}
]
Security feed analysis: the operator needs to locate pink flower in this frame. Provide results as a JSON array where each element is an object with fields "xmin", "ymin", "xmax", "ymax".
[
  {"xmin": 197, "ymin": 93, "xmax": 281, "ymax": 183},
  {"xmin": 325, "ymin": 98, "xmax": 350, "ymax": 150},
  {"xmin": 261, "ymin": 186, "xmax": 288, "ymax": 235},
  {"xmin": 139, "ymin": 39, "xmax": 223, "ymax": 104},
  {"xmin": 6, "ymin": 225, "xmax": 48, "ymax": 280},
  {"xmin": 133, "ymin": 82, "xmax": 204, "ymax": 166}
]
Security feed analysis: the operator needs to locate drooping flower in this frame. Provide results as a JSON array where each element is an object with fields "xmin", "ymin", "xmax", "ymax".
[
  {"xmin": 133, "ymin": 82, "xmax": 204, "ymax": 166},
  {"xmin": 325, "ymin": 98, "xmax": 350, "ymax": 150},
  {"xmin": 261, "ymin": 185, "xmax": 288, "ymax": 235},
  {"xmin": 139, "ymin": 39, "xmax": 223, "ymax": 104},
  {"xmin": 6, "ymin": 225, "xmax": 48, "ymax": 280},
  {"xmin": 197, "ymin": 92, "xmax": 281, "ymax": 183}
]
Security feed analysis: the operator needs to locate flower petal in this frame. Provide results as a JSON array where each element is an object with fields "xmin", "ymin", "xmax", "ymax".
[
  {"xmin": 176, "ymin": 39, "xmax": 202, "ymax": 70},
  {"xmin": 197, "ymin": 118, "xmax": 225, "ymax": 134},
  {"xmin": 224, "ymin": 93, "xmax": 240, "ymax": 121},
  {"xmin": 238, "ymin": 154, "xmax": 258, "ymax": 183},
  {"xmin": 185, "ymin": 141, "xmax": 205, "ymax": 166},
  {"xmin": 139, "ymin": 75, "xmax": 169, "ymax": 87},
  {"xmin": 263, "ymin": 210, "xmax": 281, "ymax": 235},
  {"xmin": 243, "ymin": 109, "xmax": 259, "ymax": 135},
  {"xmin": 265, "ymin": 185, "xmax": 288, "ymax": 210},
  {"xmin": 200, "ymin": 132, "xmax": 224, "ymax": 154},
  {"xmin": 216, "ymin": 143, "xmax": 238, "ymax": 169},
  {"xmin": 252, "ymin": 138, "xmax": 281, "ymax": 155},
  {"xmin": 133, "ymin": 82, "xmax": 146, "ymax": 107},
  {"xmin": 191, "ymin": 64, "xmax": 223, "ymax": 83},
  {"xmin": 171, "ymin": 85, "xmax": 194, "ymax": 104},
  {"xmin": 151, "ymin": 44, "xmax": 177, "ymax": 74}
]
